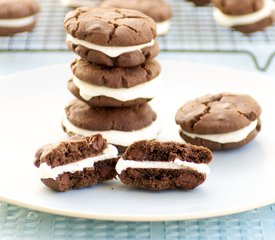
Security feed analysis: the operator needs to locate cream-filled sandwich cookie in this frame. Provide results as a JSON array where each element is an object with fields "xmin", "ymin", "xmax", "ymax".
[
  {"xmin": 68, "ymin": 58, "xmax": 161, "ymax": 107},
  {"xmin": 64, "ymin": 7, "xmax": 159, "ymax": 67},
  {"xmin": 212, "ymin": 0, "xmax": 275, "ymax": 33},
  {"xmin": 175, "ymin": 93, "xmax": 262, "ymax": 150},
  {"xmin": 116, "ymin": 140, "xmax": 213, "ymax": 190},
  {"xmin": 99, "ymin": 0, "xmax": 172, "ymax": 36},
  {"xmin": 0, "ymin": 0, "xmax": 39, "ymax": 36},
  {"xmin": 34, "ymin": 134, "xmax": 119, "ymax": 192},
  {"xmin": 62, "ymin": 99, "xmax": 161, "ymax": 152}
]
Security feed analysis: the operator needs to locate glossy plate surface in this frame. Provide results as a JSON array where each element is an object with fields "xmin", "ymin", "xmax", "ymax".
[{"xmin": 0, "ymin": 61, "xmax": 274, "ymax": 221}]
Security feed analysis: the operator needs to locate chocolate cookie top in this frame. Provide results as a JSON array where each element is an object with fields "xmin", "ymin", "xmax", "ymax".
[
  {"xmin": 99, "ymin": 0, "xmax": 172, "ymax": 22},
  {"xmin": 175, "ymin": 93, "xmax": 261, "ymax": 134},
  {"xmin": 122, "ymin": 140, "xmax": 213, "ymax": 164},
  {"xmin": 0, "ymin": 0, "xmax": 39, "ymax": 19},
  {"xmin": 71, "ymin": 58, "xmax": 161, "ymax": 88},
  {"xmin": 64, "ymin": 7, "xmax": 156, "ymax": 46},
  {"xmin": 211, "ymin": 0, "xmax": 264, "ymax": 15},
  {"xmin": 65, "ymin": 99, "xmax": 157, "ymax": 131},
  {"xmin": 34, "ymin": 134, "xmax": 107, "ymax": 168}
]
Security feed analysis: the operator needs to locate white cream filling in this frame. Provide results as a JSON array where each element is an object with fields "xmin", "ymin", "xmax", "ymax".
[
  {"xmin": 62, "ymin": 116, "xmax": 161, "ymax": 146},
  {"xmin": 0, "ymin": 15, "xmax": 35, "ymax": 28},
  {"xmin": 213, "ymin": 0, "xmax": 275, "ymax": 27},
  {"xmin": 157, "ymin": 20, "xmax": 171, "ymax": 36},
  {"xmin": 116, "ymin": 158, "xmax": 210, "ymax": 175},
  {"xmin": 61, "ymin": 0, "xmax": 99, "ymax": 7},
  {"xmin": 66, "ymin": 34, "xmax": 155, "ymax": 58},
  {"xmin": 39, "ymin": 144, "xmax": 118, "ymax": 180},
  {"xmin": 73, "ymin": 75, "xmax": 160, "ymax": 102},
  {"xmin": 182, "ymin": 120, "xmax": 258, "ymax": 144}
]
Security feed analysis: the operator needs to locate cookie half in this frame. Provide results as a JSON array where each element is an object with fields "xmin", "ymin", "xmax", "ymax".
[
  {"xmin": 34, "ymin": 134, "xmax": 119, "ymax": 192},
  {"xmin": 175, "ymin": 93, "xmax": 262, "ymax": 150},
  {"xmin": 62, "ymin": 99, "xmax": 160, "ymax": 151},
  {"xmin": 99, "ymin": 0, "xmax": 173, "ymax": 35},
  {"xmin": 68, "ymin": 58, "xmax": 161, "ymax": 107},
  {"xmin": 212, "ymin": 0, "xmax": 275, "ymax": 33},
  {"xmin": 116, "ymin": 140, "xmax": 213, "ymax": 191},
  {"xmin": 0, "ymin": 0, "xmax": 39, "ymax": 36},
  {"xmin": 64, "ymin": 7, "xmax": 159, "ymax": 67}
]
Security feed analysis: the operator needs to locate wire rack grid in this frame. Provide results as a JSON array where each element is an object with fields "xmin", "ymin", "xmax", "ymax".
[{"xmin": 1, "ymin": 0, "xmax": 275, "ymax": 71}]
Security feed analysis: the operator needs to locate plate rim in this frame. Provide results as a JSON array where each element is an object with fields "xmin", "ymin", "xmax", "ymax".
[{"xmin": 0, "ymin": 61, "xmax": 274, "ymax": 221}]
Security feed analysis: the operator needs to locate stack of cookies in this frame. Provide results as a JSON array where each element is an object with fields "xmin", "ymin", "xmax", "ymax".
[{"xmin": 62, "ymin": 7, "xmax": 161, "ymax": 151}]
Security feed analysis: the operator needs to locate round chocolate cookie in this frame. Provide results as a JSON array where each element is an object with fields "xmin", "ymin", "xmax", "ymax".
[
  {"xmin": 187, "ymin": 0, "xmax": 211, "ymax": 6},
  {"xmin": 175, "ymin": 93, "xmax": 262, "ymax": 150},
  {"xmin": 212, "ymin": 0, "xmax": 275, "ymax": 33},
  {"xmin": 68, "ymin": 58, "xmax": 161, "ymax": 107},
  {"xmin": 99, "ymin": 0, "xmax": 172, "ymax": 35},
  {"xmin": 62, "ymin": 99, "xmax": 160, "ymax": 151},
  {"xmin": 0, "ymin": 0, "xmax": 39, "ymax": 36},
  {"xmin": 64, "ymin": 7, "xmax": 159, "ymax": 67},
  {"xmin": 116, "ymin": 140, "xmax": 213, "ymax": 191},
  {"xmin": 34, "ymin": 134, "xmax": 119, "ymax": 192}
]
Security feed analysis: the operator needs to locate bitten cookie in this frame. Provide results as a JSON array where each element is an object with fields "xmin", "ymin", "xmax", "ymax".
[
  {"xmin": 175, "ymin": 93, "xmax": 262, "ymax": 150},
  {"xmin": 68, "ymin": 58, "xmax": 161, "ymax": 107},
  {"xmin": 99, "ymin": 0, "xmax": 172, "ymax": 35},
  {"xmin": 62, "ymin": 99, "xmax": 160, "ymax": 151},
  {"xmin": 187, "ymin": 0, "xmax": 211, "ymax": 6},
  {"xmin": 0, "ymin": 0, "xmax": 39, "ymax": 36},
  {"xmin": 212, "ymin": 0, "xmax": 275, "ymax": 33},
  {"xmin": 64, "ymin": 7, "xmax": 159, "ymax": 67},
  {"xmin": 34, "ymin": 134, "xmax": 119, "ymax": 192},
  {"xmin": 116, "ymin": 140, "xmax": 213, "ymax": 191}
]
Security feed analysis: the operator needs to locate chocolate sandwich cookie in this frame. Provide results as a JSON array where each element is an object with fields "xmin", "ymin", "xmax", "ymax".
[
  {"xmin": 62, "ymin": 99, "xmax": 160, "ymax": 151},
  {"xmin": 34, "ymin": 134, "xmax": 119, "ymax": 192},
  {"xmin": 0, "ymin": 0, "xmax": 39, "ymax": 36},
  {"xmin": 116, "ymin": 140, "xmax": 213, "ymax": 191},
  {"xmin": 212, "ymin": 0, "xmax": 275, "ymax": 33},
  {"xmin": 187, "ymin": 0, "xmax": 211, "ymax": 6},
  {"xmin": 64, "ymin": 7, "xmax": 159, "ymax": 67},
  {"xmin": 99, "ymin": 0, "xmax": 172, "ymax": 36},
  {"xmin": 68, "ymin": 58, "xmax": 161, "ymax": 107},
  {"xmin": 175, "ymin": 93, "xmax": 262, "ymax": 150}
]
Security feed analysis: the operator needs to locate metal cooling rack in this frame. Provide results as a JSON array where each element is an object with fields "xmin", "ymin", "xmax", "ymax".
[{"xmin": 1, "ymin": 0, "xmax": 275, "ymax": 71}]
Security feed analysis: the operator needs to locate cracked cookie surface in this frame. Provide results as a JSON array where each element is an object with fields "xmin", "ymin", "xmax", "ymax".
[
  {"xmin": 71, "ymin": 58, "xmax": 161, "ymax": 88},
  {"xmin": 176, "ymin": 93, "xmax": 261, "ymax": 134},
  {"xmin": 64, "ymin": 7, "xmax": 156, "ymax": 46},
  {"xmin": 64, "ymin": 99, "xmax": 157, "ymax": 131},
  {"xmin": 211, "ymin": 0, "xmax": 264, "ymax": 15},
  {"xmin": 175, "ymin": 93, "xmax": 262, "ymax": 150},
  {"xmin": 0, "ymin": 0, "xmax": 39, "ymax": 19},
  {"xmin": 99, "ymin": 0, "xmax": 172, "ymax": 23}
]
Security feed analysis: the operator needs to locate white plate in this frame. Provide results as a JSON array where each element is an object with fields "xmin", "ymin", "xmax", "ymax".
[{"xmin": 0, "ymin": 60, "xmax": 275, "ymax": 221}]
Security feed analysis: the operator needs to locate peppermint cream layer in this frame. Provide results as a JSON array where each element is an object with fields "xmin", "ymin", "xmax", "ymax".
[
  {"xmin": 66, "ymin": 34, "xmax": 155, "ymax": 58},
  {"xmin": 0, "ymin": 15, "xmax": 36, "ymax": 28},
  {"xmin": 213, "ymin": 0, "xmax": 275, "ymax": 27},
  {"xmin": 61, "ymin": 0, "xmax": 99, "ymax": 7},
  {"xmin": 182, "ymin": 120, "xmax": 258, "ymax": 144},
  {"xmin": 62, "ymin": 116, "xmax": 161, "ymax": 147},
  {"xmin": 156, "ymin": 20, "xmax": 171, "ymax": 35},
  {"xmin": 116, "ymin": 158, "xmax": 210, "ymax": 175},
  {"xmin": 39, "ymin": 144, "xmax": 118, "ymax": 180},
  {"xmin": 73, "ymin": 75, "xmax": 160, "ymax": 102}
]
